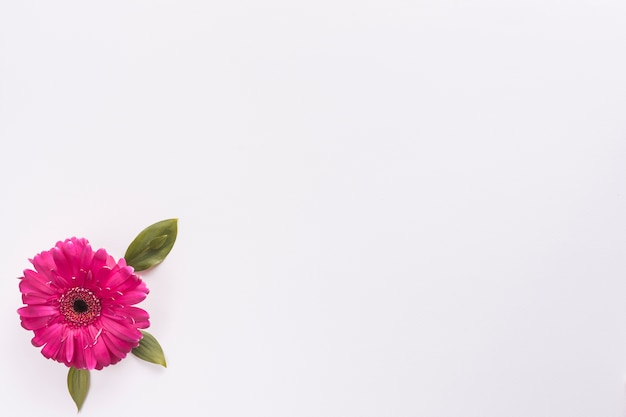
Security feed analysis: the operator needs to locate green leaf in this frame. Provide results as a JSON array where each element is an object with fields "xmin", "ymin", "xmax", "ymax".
[
  {"xmin": 67, "ymin": 367, "xmax": 90, "ymax": 412},
  {"xmin": 132, "ymin": 330, "xmax": 167, "ymax": 367},
  {"xmin": 149, "ymin": 235, "xmax": 168, "ymax": 250},
  {"xmin": 124, "ymin": 218, "xmax": 178, "ymax": 272}
]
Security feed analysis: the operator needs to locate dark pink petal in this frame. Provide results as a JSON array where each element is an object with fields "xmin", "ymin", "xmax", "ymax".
[
  {"xmin": 73, "ymin": 268, "xmax": 87, "ymax": 288},
  {"xmin": 20, "ymin": 314, "xmax": 54, "ymax": 330},
  {"xmin": 41, "ymin": 339, "xmax": 63, "ymax": 361},
  {"xmin": 114, "ymin": 290, "xmax": 148, "ymax": 305},
  {"xmin": 18, "ymin": 305, "xmax": 58, "ymax": 318},
  {"xmin": 20, "ymin": 270, "xmax": 56, "ymax": 295},
  {"xmin": 100, "ymin": 315, "xmax": 141, "ymax": 343},
  {"xmin": 64, "ymin": 329, "xmax": 75, "ymax": 365},
  {"xmin": 21, "ymin": 291, "xmax": 54, "ymax": 305},
  {"xmin": 105, "ymin": 252, "xmax": 118, "ymax": 268},
  {"xmin": 51, "ymin": 269, "xmax": 72, "ymax": 293},
  {"xmin": 61, "ymin": 239, "xmax": 80, "ymax": 278},
  {"xmin": 124, "ymin": 306, "xmax": 150, "ymax": 328},
  {"xmin": 90, "ymin": 248, "xmax": 109, "ymax": 274},
  {"xmin": 76, "ymin": 239, "xmax": 93, "ymax": 268},
  {"xmin": 86, "ymin": 326, "xmax": 110, "ymax": 370},
  {"xmin": 31, "ymin": 251, "xmax": 56, "ymax": 281},
  {"xmin": 31, "ymin": 322, "xmax": 63, "ymax": 347},
  {"xmin": 51, "ymin": 247, "xmax": 73, "ymax": 282},
  {"xmin": 83, "ymin": 269, "xmax": 96, "ymax": 287},
  {"xmin": 100, "ymin": 331, "xmax": 133, "ymax": 361},
  {"xmin": 104, "ymin": 305, "xmax": 150, "ymax": 328},
  {"xmin": 101, "ymin": 266, "xmax": 133, "ymax": 289},
  {"xmin": 71, "ymin": 330, "xmax": 87, "ymax": 369},
  {"xmin": 84, "ymin": 344, "xmax": 97, "ymax": 370},
  {"xmin": 39, "ymin": 325, "xmax": 64, "ymax": 359},
  {"xmin": 17, "ymin": 306, "xmax": 54, "ymax": 319},
  {"xmin": 94, "ymin": 266, "xmax": 112, "ymax": 288},
  {"xmin": 112, "ymin": 274, "xmax": 148, "ymax": 295}
]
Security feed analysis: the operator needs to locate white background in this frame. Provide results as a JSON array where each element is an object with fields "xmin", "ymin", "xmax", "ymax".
[{"xmin": 0, "ymin": 1, "xmax": 625, "ymax": 416}]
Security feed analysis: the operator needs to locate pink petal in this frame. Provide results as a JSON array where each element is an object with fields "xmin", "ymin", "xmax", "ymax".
[
  {"xmin": 113, "ymin": 290, "xmax": 148, "ymax": 305},
  {"xmin": 100, "ymin": 315, "xmax": 141, "ymax": 342},
  {"xmin": 20, "ymin": 314, "xmax": 54, "ymax": 330},
  {"xmin": 112, "ymin": 274, "xmax": 148, "ymax": 295},
  {"xmin": 90, "ymin": 248, "xmax": 109, "ymax": 273},
  {"xmin": 94, "ymin": 266, "xmax": 112, "ymax": 288},
  {"xmin": 31, "ymin": 322, "xmax": 63, "ymax": 347},
  {"xmin": 125, "ymin": 306, "xmax": 150, "ymax": 328},
  {"xmin": 31, "ymin": 251, "xmax": 56, "ymax": 281},
  {"xmin": 18, "ymin": 305, "xmax": 58, "ymax": 318},
  {"xmin": 72, "ymin": 268, "xmax": 87, "ymax": 288},
  {"xmin": 71, "ymin": 330, "xmax": 87, "ymax": 369},
  {"xmin": 100, "ymin": 331, "xmax": 132, "ymax": 361},
  {"xmin": 101, "ymin": 266, "xmax": 133, "ymax": 289},
  {"xmin": 74, "ymin": 238, "xmax": 92, "ymax": 267},
  {"xmin": 86, "ymin": 326, "xmax": 110, "ymax": 370},
  {"xmin": 39, "ymin": 325, "xmax": 64, "ymax": 359},
  {"xmin": 20, "ymin": 270, "xmax": 56, "ymax": 295},
  {"xmin": 64, "ymin": 328, "xmax": 75, "ymax": 365},
  {"xmin": 84, "ymin": 343, "xmax": 97, "ymax": 370},
  {"xmin": 21, "ymin": 291, "xmax": 54, "ymax": 305},
  {"xmin": 61, "ymin": 240, "xmax": 80, "ymax": 278},
  {"xmin": 51, "ymin": 248, "xmax": 72, "ymax": 280},
  {"xmin": 103, "ymin": 305, "xmax": 150, "ymax": 328}
]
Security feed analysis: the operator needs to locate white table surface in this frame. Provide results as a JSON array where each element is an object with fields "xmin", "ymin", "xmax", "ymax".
[{"xmin": 1, "ymin": 1, "xmax": 625, "ymax": 416}]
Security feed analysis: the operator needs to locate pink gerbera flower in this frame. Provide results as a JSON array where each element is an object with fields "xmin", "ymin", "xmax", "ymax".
[{"xmin": 17, "ymin": 237, "xmax": 150, "ymax": 370}]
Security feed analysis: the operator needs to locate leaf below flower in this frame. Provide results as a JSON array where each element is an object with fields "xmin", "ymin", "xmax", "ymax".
[
  {"xmin": 67, "ymin": 367, "xmax": 90, "ymax": 412},
  {"xmin": 132, "ymin": 330, "xmax": 167, "ymax": 367},
  {"xmin": 124, "ymin": 219, "xmax": 178, "ymax": 272}
]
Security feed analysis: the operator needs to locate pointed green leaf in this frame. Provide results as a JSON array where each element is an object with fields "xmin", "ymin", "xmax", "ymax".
[
  {"xmin": 67, "ymin": 367, "xmax": 90, "ymax": 412},
  {"xmin": 132, "ymin": 330, "xmax": 167, "ymax": 367},
  {"xmin": 124, "ymin": 218, "xmax": 178, "ymax": 272},
  {"xmin": 149, "ymin": 234, "xmax": 168, "ymax": 250}
]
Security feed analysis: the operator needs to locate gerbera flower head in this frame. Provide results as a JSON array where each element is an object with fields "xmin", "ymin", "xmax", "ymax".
[{"xmin": 17, "ymin": 237, "xmax": 150, "ymax": 370}]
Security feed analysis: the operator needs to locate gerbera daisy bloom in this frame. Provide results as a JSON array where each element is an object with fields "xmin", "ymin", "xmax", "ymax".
[{"xmin": 17, "ymin": 237, "xmax": 150, "ymax": 370}]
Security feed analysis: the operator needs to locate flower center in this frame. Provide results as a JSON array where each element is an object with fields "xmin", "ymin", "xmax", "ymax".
[
  {"xmin": 73, "ymin": 299, "xmax": 89, "ymax": 313},
  {"xmin": 59, "ymin": 288, "xmax": 101, "ymax": 327}
]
